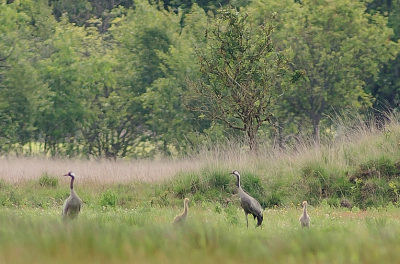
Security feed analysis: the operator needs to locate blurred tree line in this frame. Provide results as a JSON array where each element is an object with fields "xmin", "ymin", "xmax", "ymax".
[{"xmin": 0, "ymin": 0, "xmax": 399, "ymax": 159}]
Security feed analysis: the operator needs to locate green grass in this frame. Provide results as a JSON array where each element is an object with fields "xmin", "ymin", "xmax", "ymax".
[
  {"xmin": 1, "ymin": 204, "xmax": 400, "ymax": 263},
  {"xmin": 2, "ymin": 113, "xmax": 400, "ymax": 262}
]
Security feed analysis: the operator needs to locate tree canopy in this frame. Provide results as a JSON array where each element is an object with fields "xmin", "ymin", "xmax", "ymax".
[
  {"xmin": 187, "ymin": 6, "xmax": 303, "ymax": 151},
  {"xmin": 0, "ymin": 0, "xmax": 399, "ymax": 158}
]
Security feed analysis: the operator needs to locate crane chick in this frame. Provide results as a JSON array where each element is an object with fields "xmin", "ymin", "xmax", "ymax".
[
  {"xmin": 299, "ymin": 201, "xmax": 310, "ymax": 228},
  {"xmin": 230, "ymin": 170, "xmax": 263, "ymax": 228},
  {"xmin": 172, "ymin": 198, "xmax": 190, "ymax": 225},
  {"xmin": 62, "ymin": 171, "xmax": 82, "ymax": 220}
]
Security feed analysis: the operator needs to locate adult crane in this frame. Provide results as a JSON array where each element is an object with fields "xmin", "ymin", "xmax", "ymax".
[
  {"xmin": 62, "ymin": 171, "xmax": 82, "ymax": 220},
  {"xmin": 230, "ymin": 170, "xmax": 263, "ymax": 228}
]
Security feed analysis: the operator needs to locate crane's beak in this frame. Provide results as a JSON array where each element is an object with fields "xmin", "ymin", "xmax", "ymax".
[{"xmin": 62, "ymin": 174, "xmax": 69, "ymax": 177}]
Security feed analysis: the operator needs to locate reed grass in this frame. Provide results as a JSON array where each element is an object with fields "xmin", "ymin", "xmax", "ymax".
[
  {"xmin": 1, "ymin": 204, "xmax": 400, "ymax": 264},
  {"xmin": 0, "ymin": 112, "xmax": 400, "ymax": 263}
]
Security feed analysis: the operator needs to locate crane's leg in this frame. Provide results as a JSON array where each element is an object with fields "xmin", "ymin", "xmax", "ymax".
[{"xmin": 245, "ymin": 212, "xmax": 248, "ymax": 229}]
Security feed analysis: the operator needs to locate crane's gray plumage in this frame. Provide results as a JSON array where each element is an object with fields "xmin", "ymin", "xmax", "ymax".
[
  {"xmin": 230, "ymin": 170, "xmax": 263, "ymax": 228},
  {"xmin": 62, "ymin": 171, "xmax": 82, "ymax": 220},
  {"xmin": 172, "ymin": 198, "xmax": 190, "ymax": 225},
  {"xmin": 299, "ymin": 201, "xmax": 310, "ymax": 228}
]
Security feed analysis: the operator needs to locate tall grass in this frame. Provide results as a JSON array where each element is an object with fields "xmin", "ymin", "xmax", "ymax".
[
  {"xmin": 0, "ymin": 111, "xmax": 400, "ymax": 208},
  {"xmin": 0, "ymin": 157, "xmax": 204, "ymax": 183},
  {"xmin": 1, "ymin": 205, "xmax": 400, "ymax": 264},
  {"xmin": 0, "ymin": 112, "xmax": 400, "ymax": 263}
]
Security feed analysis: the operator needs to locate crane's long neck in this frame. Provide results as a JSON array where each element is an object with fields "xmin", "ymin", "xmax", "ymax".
[
  {"xmin": 70, "ymin": 176, "xmax": 75, "ymax": 190},
  {"xmin": 183, "ymin": 201, "xmax": 188, "ymax": 216},
  {"xmin": 236, "ymin": 174, "xmax": 241, "ymax": 188},
  {"xmin": 303, "ymin": 203, "xmax": 307, "ymax": 216}
]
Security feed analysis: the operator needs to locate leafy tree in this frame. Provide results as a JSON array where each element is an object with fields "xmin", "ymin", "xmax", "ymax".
[
  {"xmin": 250, "ymin": 0, "xmax": 398, "ymax": 142},
  {"xmin": 50, "ymin": 0, "xmax": 93, "ymax": 26},
  {"xmin": 162, "ymin": 0, "xmax": 228, "ymax": 14},
  {"xmin": 35, "ymin": 15, "xmax": 88, "ymax": 156},
  {"xmin": 141, "ymin": 4, "xmax": 211, "ymax": 155},
  {"xmin": 0, "ymin": 0, "xmax": 53, "ymax": 154},
  {"xmin": 187, "ymin": 5, "xmax": 302, "ymax": 151},
  {"xmin": 111, "ymin": 0, "xmax": 198, "ymax": 156},
  {"xmin": 366, "ymin": 0, "xmax": 400, "ymax": 111},
  {"xmin": 78, "ymin": 37, "xmax": 146, "ymax": 160},
  {"xmin": 50, "ymin": 0, "xmax": 133, "ymax": 32},
  {"xmin": 110, "ymin": 1, "xmax": 178, "ymax": 90}
]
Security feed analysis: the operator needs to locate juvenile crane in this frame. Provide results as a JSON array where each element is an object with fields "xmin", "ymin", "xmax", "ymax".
[
  {"xmin": 172, "ymin": 198, "xmax": 190, "ymax": 225},
  {"xmin": 230, "ymin": 170, "xmax": 263, "ymax": 228},
  {"xmin": 62, "ymin": 171, "xmax": 82, "ymax": 220},
  {"xmin": 299, "ymin": 201, "xmax": 310, "ymax": 228}
]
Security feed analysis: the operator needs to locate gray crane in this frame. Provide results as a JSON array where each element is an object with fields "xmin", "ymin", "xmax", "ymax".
[
  {"xmin": 172, "ymin": 198, "xmax": 190, "ymax": 225},
  {"xmin": 299, "ymin": 201, "xmax": 310, "ymax": 228},
  {"xmin": 230, "ymin": 170, "xmax": 263, "ymax": 228},
  {"xmin": 62, "ymin": 171, "xmax": 82, "ymax": 220}
]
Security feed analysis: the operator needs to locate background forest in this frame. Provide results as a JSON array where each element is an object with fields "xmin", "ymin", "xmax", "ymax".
[{"xmin": 1, "ymin": 0, "xmax": 399, "ymax": 159}]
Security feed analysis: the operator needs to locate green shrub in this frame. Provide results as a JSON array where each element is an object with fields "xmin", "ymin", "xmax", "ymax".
[
  {"xmin": 300, "ymin": 163, "xmax": 332, "ymax": 204},
  {"xmin": 352, "ymin": 156, "xmax": 400, "ymax": 181},
  {"xmin": 38, "ymin": 173, "xmax": 59, "ymax": 188},
  {"xmin": 0, "ymin": 179, "xmax": 10, "ymax": 190},
  {"xmin": 209, "ymin": 171, "xmax": 231, "ymax": 191},
  {"xmin": 376, "ymin": 157, "xmax": 400, "ymax": 179},
  {"xmin": 171, "ymin": 169, "xmax": 234, "ymax": 202},
  {"xmin": 173, "ymin": 172, "xmax": 201, "ymax": 199},
  {"xmin": 100, "ymin": 189, "xmax": 118, "ymax": 208},
  {"xmin": 327, "ymin": 197, "xmax": 340, "ymax": 208},
  {"xmin": 266, "ymin": 192, "xmax": 282, "ymax": 207},
  {"xmin": 224, "ymin": 203, "xmax": 239, "ymax": 226},
  {"xmin": 263, "ymin": 178, "xmax": 288, "ymax": 207},
  {"xmin": 151, "ymin": 190, "xmax": 170, "ymax": 207},
  {"xmin": 331, "ymin": 175, "xmax": 353, "ymax": 198}
]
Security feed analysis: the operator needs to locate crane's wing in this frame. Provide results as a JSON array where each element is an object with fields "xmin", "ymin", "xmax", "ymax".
[
  {"xmin": 249, "ymin": 197, "xmax": 262, "ymax": 215},
  {"xmin": 62, "ymin": 198, "xmax": 70, "ymax": 216}
]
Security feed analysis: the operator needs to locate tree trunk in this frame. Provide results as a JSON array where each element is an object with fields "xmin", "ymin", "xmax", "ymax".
[
  {"xmin": 312, "ymin": 117, "xmax": 320, "ymax": 145},
  {"xmin": 246, "ymin": 126, "xmax": 258, "ymax": 154}
]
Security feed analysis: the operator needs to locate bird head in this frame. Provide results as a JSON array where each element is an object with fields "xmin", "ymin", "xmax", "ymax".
[
  {"xmin": 63, "ymin": 171, "xmax": 76, "ymax": 178},
  {"xmin": 302, "ymin": 201, "xmax": 308, "ymax": 207},
  {"xmin": 184, "ymin": 198, "xmax": 190, "ymax": 204},
  {"xmin": 230, "ymin": 170, "xmax": 240, "ymax": 178}
]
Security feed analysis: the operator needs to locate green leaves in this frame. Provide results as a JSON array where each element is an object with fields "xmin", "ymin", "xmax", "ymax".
[
  {"xmin": 0, "ymin": 0, "xmax": 399, "ymax": 158},
  {"xmin": 188, "ymin": 5, "xmax": 297, "ymax": 151},
  {"xmin": 252, "ymin": 0, "xmax": 399, "ymax": 143}
]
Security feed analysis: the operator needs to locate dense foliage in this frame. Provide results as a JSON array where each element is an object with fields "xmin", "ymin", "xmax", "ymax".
[{"xmin": 0, "ymin": 0, "xmax": 399, "ymax": 158}]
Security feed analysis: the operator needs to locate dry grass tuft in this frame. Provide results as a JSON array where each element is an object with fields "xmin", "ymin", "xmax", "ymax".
[
  {"xmin": 1, "ymin": 111, "xmax": 399, "ymax": 186},
  {"xmin": 0, "ymin": 157, "xmax": 205, "ymax": 183}
]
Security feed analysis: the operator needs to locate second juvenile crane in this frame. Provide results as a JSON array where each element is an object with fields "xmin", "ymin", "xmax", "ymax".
[
  {"xmin": 172, "ymin": 198, "xmax": 190, "ymax": 225},
  {"xmin": 230, "ymin": 170, "xmax": 263, "ymax": 228},
  {"xmin": 299, "ymin": 201, "xmax": 310, "ymax": 228}
]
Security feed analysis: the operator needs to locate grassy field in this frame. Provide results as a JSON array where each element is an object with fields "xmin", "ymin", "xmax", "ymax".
[
  {"xmin": 1, "ymin": 204, "xmax": 400, "ymax": 263},
  {"xmin": 1, "ymin": 113, "xmax": 400, "ymax": 263}
]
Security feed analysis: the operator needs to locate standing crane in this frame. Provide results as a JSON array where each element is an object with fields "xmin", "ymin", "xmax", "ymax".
[
  {"xmin": 62, "ymin": 171, "xmax": 82, "ymax": 220},
  {"xmin": 172, "ymin": 198, "xmax": 190, "ymax": 225},
  {"xmin": 230, "ymin": 170, "xmax": 263, "ymax": 228},
  {"xmin": 299, "ymin": 201, "xmax": 310, "ymax": 228}
]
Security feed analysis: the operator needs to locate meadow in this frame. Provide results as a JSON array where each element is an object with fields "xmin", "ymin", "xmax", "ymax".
[
  {"xmin": 1, "ymin": 113, "xmax": 400, "ymax": 263},
  {"xmin": 1, "ymin": 204, "xmax": 400, "ymax": 263}
]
